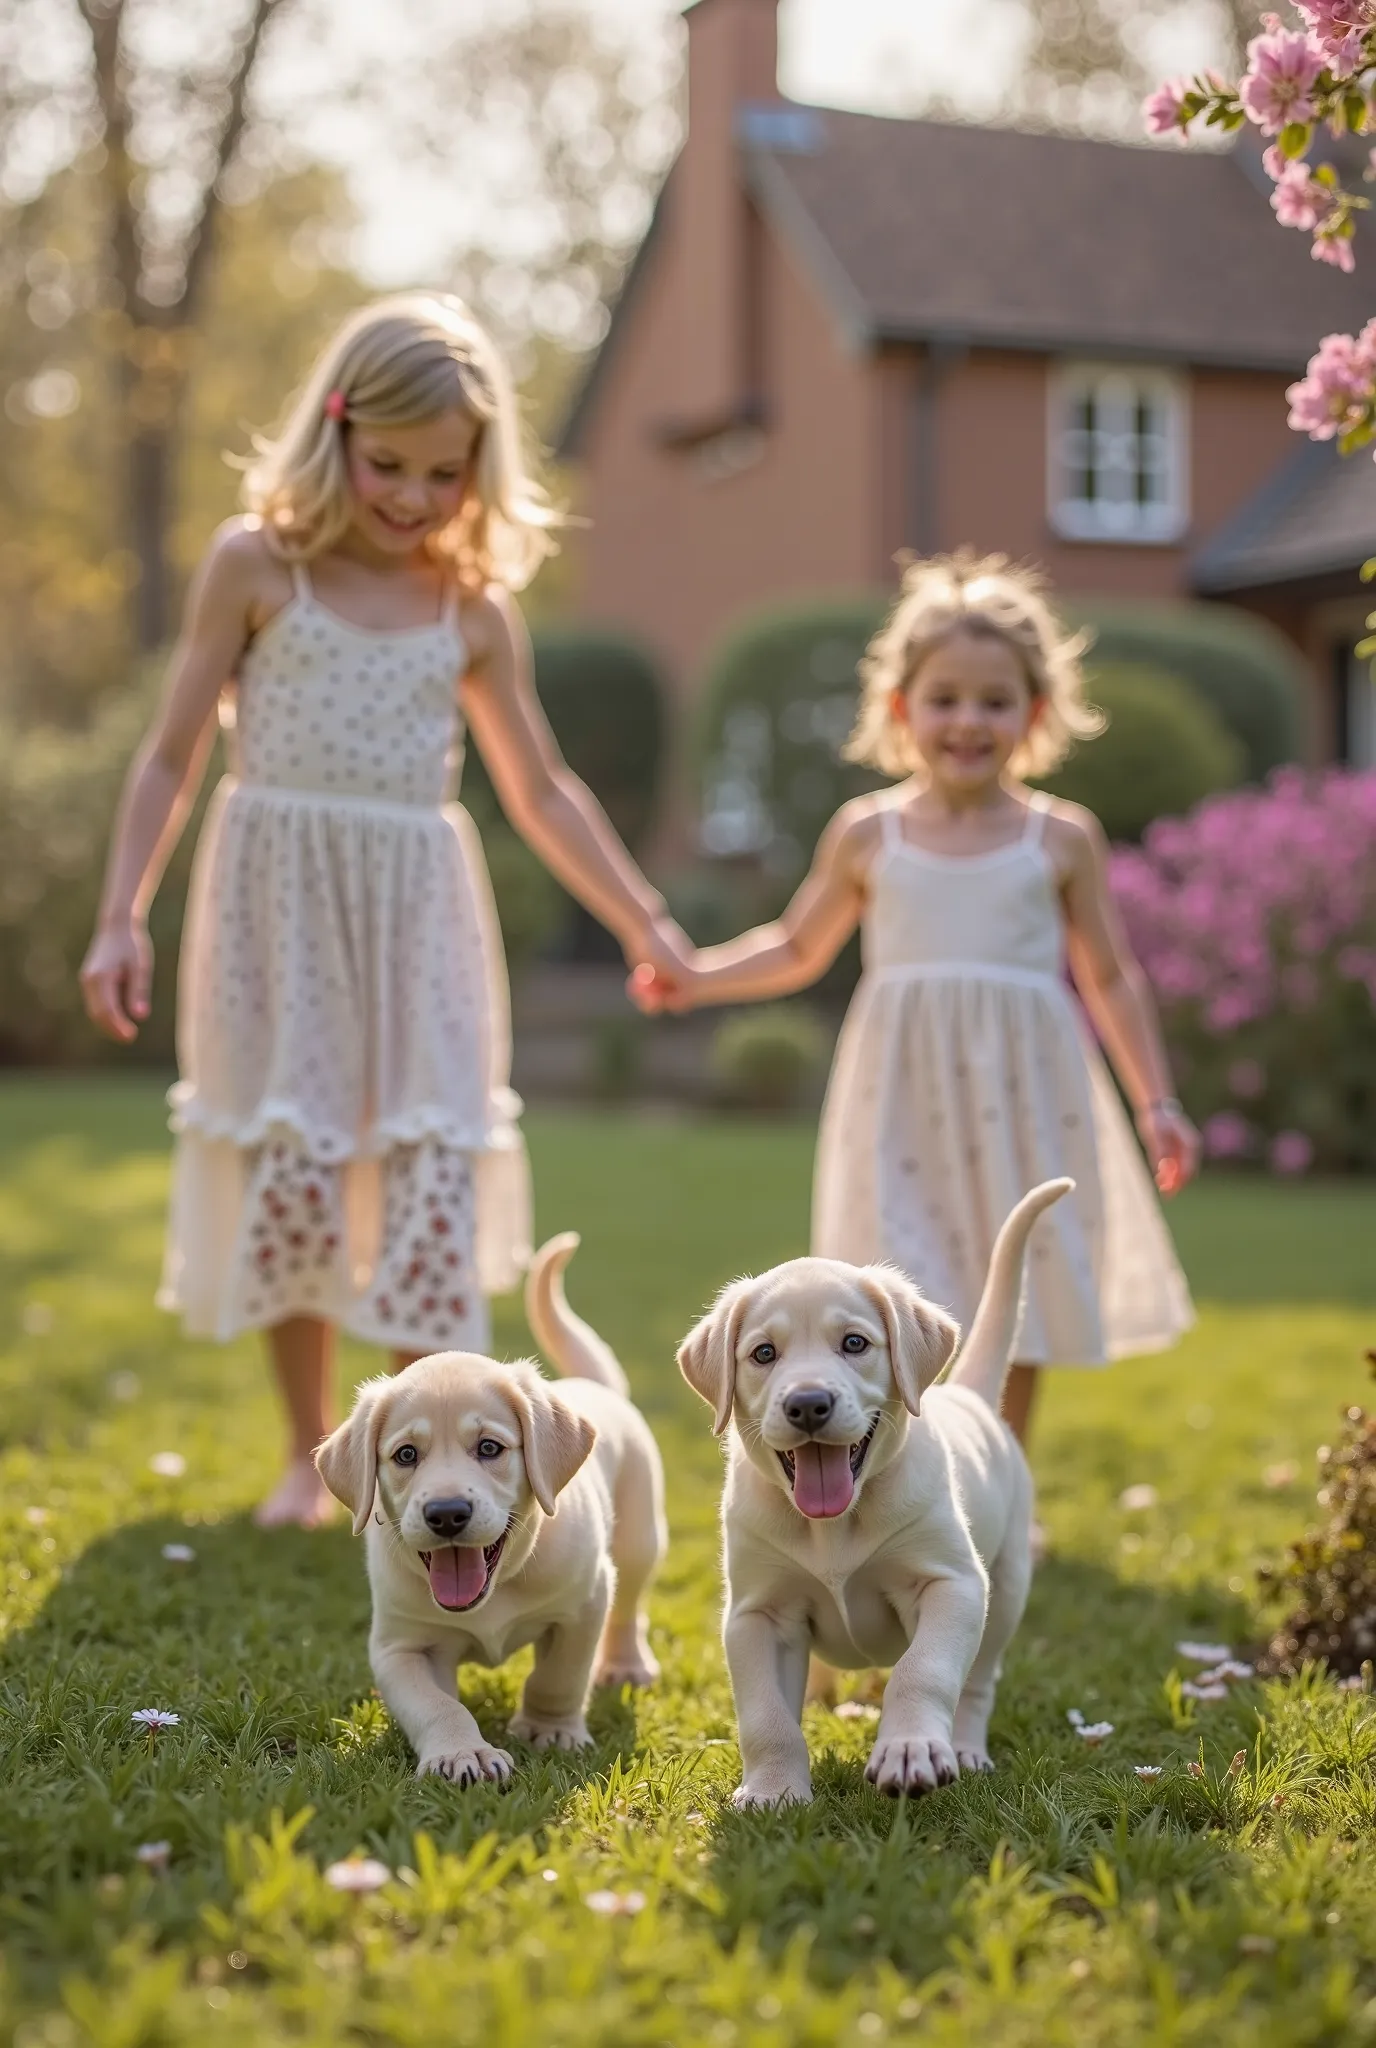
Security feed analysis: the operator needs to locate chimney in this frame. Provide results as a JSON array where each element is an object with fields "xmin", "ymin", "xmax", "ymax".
[{"xmin": 670, "ymin": 0, "xmax": 782, "ymax": 431}]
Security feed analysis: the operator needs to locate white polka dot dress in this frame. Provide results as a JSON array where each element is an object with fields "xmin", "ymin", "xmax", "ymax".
[
  {"xmin": 812, "ymin": 796, "xmax": 1193, "ymax": 1365},
  {"xmin": 158, "ymin": 564, "xmax": 531, "ymax": 1352}
]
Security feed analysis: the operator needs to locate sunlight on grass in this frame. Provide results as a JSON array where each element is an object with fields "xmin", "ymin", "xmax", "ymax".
[{"xmin": 1, "ymin": 1078, "xmax": 1375, "ymax": 2045}]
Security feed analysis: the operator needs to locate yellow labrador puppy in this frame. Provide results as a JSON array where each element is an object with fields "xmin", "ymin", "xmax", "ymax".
[
  {"xmin": 678, "ymin": 1180, "xmax": 1071, "ymax": 1808},
  {"xmin": 316, "ymin": 1234, "xmax": 665, "ymax": 1787}
]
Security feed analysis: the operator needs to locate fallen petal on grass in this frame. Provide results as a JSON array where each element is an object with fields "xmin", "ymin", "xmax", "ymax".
[
  {"xmin": 1119, "ymin": 1484, "xmax": 1158, "ymax": 1512},
  {"xmin": 586, "ymin": 1890, "xmax": 645, "ymax": 1917},
  {"xmin": 325, "ymin": 1858, "xmax": 390, "ymax": 1893}
]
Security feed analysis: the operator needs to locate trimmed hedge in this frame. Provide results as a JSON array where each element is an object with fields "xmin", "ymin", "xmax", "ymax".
[
  {"xmin": 466, "ymin": 626, "xmax": 667, "ymax": 855},
  {"xmin": 1071, "ymin": 598, "xmax": 1306, "ymax": 781},
  {"xmin": 696, "ymin": 595, "xmax": 887, "ymax": 879},
  {"xmin": 1040, "ymin": 661, "xmax": 1246, "ymax": 844}
]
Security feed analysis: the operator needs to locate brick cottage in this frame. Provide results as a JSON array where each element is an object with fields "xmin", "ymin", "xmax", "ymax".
[{"xmin": 560, "ymin": 0, "xmax": 1376, "ymax": 769}]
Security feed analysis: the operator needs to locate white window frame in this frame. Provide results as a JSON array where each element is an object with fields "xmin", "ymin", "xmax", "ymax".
[{"xmin": 1048, "ymin": 362, "xmax": 1189, "ymax": 545}]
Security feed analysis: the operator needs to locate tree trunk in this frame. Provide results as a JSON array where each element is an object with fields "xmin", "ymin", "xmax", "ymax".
[{"xmin": 128, "ymin": 419, "xmax": 175, "ymax": 653}]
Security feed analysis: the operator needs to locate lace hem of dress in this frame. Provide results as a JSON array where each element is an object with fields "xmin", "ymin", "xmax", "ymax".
[{"xmin": 166, "ymin": 1081, "xmax": 523, "ymax": 1162}]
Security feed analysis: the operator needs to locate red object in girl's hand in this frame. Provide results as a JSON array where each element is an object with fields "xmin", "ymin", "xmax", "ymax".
[{"xmin": 629, "ymin": 963, "xmax": 663, "ymax": 1010}]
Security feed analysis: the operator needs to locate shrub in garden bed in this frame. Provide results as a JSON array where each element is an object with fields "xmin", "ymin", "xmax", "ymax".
[
  {"xmin": 709, "ymin": 1005, "xmax": 830, "ymax": 1114},
  {"xmin": 1258, "ymin": 1355, "xmax": 1376, "ymax": 1680},
  {"xmin": 1112, "ymin": 768, "xmax": 1376, "ymax": 1173}
]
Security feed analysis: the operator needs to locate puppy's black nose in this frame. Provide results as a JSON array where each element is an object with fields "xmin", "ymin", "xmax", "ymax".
[
  {"xmin": 423, "ymin": 1496, "xmax": 474, "ymax": 1538},
  {"xmin": 782, "ymin": 1387, "xmax": 835, "ymax": 1433}
]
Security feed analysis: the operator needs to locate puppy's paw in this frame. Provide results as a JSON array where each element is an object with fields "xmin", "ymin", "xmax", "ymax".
[
  {"xmin": 732, "ymin": 1772, "xmax": 813, "ymax": 1810},
  {"xmin": 594, "ymin": 1650, "xmax": 660, "ymax": 1690},
  {"xmin": 864, "ymin": 1732, "xmax": 959, "ymax": 1796},
  {"xmin": 956, "ymin": 1744, "xmax": 995, "ymax": 1774},
  {"xmin": 509, "ymin": 1708, "xmax": 593, "ymax": 1752},
  {"xmin": 417, "ymin": 1742, "xmax": 513, "ymax": 1788},
  {"xmin": 595, "ymin": 1624, "xmax": 660, "ymax": 1690}
]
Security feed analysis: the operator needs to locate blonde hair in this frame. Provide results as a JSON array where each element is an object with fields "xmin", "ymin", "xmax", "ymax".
[
  {"xmin": 241, "ymin": 292, "xmax": 558, "ymax": 591},
  {"xmin": 844, "ymin": 550, "xmax": 1103, "ymax": 781}
]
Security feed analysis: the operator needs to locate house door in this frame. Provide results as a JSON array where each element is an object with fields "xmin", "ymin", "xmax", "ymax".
[{"xmin": 1343, "ymin": 644, "xmax": 1376, "ymax": 767}]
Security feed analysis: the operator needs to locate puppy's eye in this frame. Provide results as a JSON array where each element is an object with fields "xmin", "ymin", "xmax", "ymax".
[
  {"xmin": 476, "ymin": 1438, "xmax": 505, "ymax": 1460},
  {"xmin": 841, "ymin": 1333, "xmax": 870, "ymax": 1356},
  {"xmin": 393, "ymin": 1443, "xmax": 419, "ymax": 1466},
  {"xmin": 750, "ymin": 1342, "xmax": 777, "ymax": 1366}
]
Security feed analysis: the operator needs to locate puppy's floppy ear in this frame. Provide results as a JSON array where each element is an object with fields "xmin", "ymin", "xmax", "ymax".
[
  {"xmin": 315, "ymin": 1377, "xmax": 393, "ymax": 1535},
  {"xmin": 506, "ymin": 1373, "xmax": 597, "ymax": 1516},
  {"xmin": 861, "ymin": 1269, "xmax": 959, "ymax": 1417},
  {"xmin": 677, "ymin": 1281, "xmax": 751, "ymax": 1437}
]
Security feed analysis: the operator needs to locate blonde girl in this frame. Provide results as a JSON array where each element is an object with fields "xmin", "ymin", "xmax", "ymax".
[
  {"xmin": 634, "ymin": 552, "xmax": 1197, "ymax": 1448},
  {"xmin": 82, "ymin": 293, "xmax": 690, "ymax": 1527}
]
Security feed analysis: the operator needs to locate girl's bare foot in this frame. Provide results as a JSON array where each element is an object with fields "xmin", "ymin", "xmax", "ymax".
[{"xmin": 254, "ymin": 1458, "xmax": 335, "ymax": 1529}]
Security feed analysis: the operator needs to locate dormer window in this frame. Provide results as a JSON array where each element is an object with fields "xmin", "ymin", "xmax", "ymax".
[{"xmin": 1049, "ymin": 364, "xmax": 1187, "ymax": 544}]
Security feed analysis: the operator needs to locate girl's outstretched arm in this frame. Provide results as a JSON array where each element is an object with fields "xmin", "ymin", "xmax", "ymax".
[
  {"xmin": 642, "ymin": 802, "xmax": 875, "ymax": 1011},
  {"xmin": 462, "ymin": 590, "xmax": 690, "ymax": 980},
  {"xmin": 81, "ymin": 524, "xmax": 259, "ymax": 1042},
  {"xmin": 1058, "ymin": 803, "xmax": 1200, "ymax": 1195}
]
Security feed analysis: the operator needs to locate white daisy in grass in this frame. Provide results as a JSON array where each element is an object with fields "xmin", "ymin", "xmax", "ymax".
[
  {"xmin": 325, "ymin": 1858, "xmax": 390, "ymax": 1893},
  {"xmin": 1075, "ymin": 1721, "xmax": 1114, "ymax": 1746},
  {"xmin": 1197, "ymin": 1660, "xmax": 1254, "ymax": 1686},
  {"xmin": 1067, "ymin": 1709, "xmax": 1085, "ymax": 1728},
  {"xmin": 586, "ymin": 1889, "xmax": 645, "ymax": 1916},
  {"xmin": 1176, "ymin": 1641, "xmax": 1231, "ymax": 1664},
  {"xmin": 1181, "ymin": 1681, "xmax": 1229, "ymax": 1703},
  {"xmin": 1118, "ymin": 1485, "xmax": 1158, "ymax": 1512},
  {"xmin": 130, "ymin": 1709, "xmax": 181, "ymax": 1731},
  {"xmin": 161, "ymin": 1544, "xmax": 195, "ymax": 1564},
  {"xmin": 135, "ymin": 1842, "xmax": 171, "ymax": 1870},
  {"xmin": 835, "ymin": 1701, "xmax": 880, "ymax": 1721},
  {"xmin": 149, "ymin": 1453, "xmax": 186, "ymax": 1479},
  {"xmin": 1134, "ymin": 1765, "xmax": 1163, "ymax": 1780}
]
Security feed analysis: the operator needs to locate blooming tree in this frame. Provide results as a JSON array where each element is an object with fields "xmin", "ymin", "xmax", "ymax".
[{"xmin": 1147, "ymin": 9, "xmax": 1376, "ymax": 459}]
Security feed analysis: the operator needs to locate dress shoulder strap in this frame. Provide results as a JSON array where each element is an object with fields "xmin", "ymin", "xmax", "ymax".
[
  {"xmin": 440, "ymin": 577, "xmax": 462, "ymax": 631},
  {"xmin": 289, "ymin": 561, "xmax": 312, "ymax": 604},
  {"xmin": 1023, "ymin": 790, "xmax": 1053, "ymax": 846}
]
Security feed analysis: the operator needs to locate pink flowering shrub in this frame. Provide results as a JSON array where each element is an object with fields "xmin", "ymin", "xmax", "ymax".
[{"xmin": 1112, "ymin": 769, "xmax": 1376, "ymax": 1173}]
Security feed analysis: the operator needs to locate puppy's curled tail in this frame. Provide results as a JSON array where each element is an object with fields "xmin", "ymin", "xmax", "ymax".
[
  {"xmin": 524, "ymin": 1233, "xmax": 630, "ymax": 1398},
  {"xmin": 945, "ymin": 1179, "xmax": 1074, "ymax": 1411}
]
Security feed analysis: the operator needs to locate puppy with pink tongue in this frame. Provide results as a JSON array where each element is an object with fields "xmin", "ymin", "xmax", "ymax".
[
  {"xmin": 316, "ymin": 1235, "xmax": 665, "ymax": 1788},
  {"xmin": 679, "ymin": 1180, "xmax": 1070, "ymax": 1808}
]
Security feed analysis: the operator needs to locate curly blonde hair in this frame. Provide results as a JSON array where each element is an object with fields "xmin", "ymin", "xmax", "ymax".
[
  {"xmin": 241, "ymin": 292, "xmax": 558, "ymax": 592},
  {"xmin": 844, "ymin": 550, "xmax": 1103, "ymax": 781}
]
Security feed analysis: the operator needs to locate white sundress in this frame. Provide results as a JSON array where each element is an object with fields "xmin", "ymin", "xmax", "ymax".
[
  {"xmin": 812, "ymin": 794, "xmax": 1194, "ymax": 1365},
  {"xmin": 158, "ymin": 563, "xmax": 532, "ymax": 1353}
]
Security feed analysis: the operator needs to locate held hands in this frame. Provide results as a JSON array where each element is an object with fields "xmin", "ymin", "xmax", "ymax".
[
  {"xmin": 626, "ymin": 915, "xmax": 697, "ymax": 1015},
  {"xmin": 80, "ymin": 920, "xmax": 153, "ymax": 1043},
  {"xmin": 1136, "ymin": 1099, "xmax": 1201, "ymax": 1198}
]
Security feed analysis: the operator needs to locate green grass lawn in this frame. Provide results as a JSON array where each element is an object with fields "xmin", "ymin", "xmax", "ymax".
[{"xmin": 2, "ymin": 1077, "xmax": 1376, "ymax": 2046}]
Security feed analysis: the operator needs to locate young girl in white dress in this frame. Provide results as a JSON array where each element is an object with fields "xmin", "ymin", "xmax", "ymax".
[
  {"xmin": 635, "ymin": 552, "xmax": 1198, "ymax": 1446},
  {"xmin": 82, "ymin": 293, "xmax": 690, "ymax": 1527}
]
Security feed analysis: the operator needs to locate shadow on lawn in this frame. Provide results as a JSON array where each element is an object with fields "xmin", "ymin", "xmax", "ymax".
[
  {"xmin": 696, "ymin": 1548, "xmax": 1256, "ymax": 1986},
  {"xmin": 0, "ymin": 1509, "xmax": 644, "ymax": 1858}
]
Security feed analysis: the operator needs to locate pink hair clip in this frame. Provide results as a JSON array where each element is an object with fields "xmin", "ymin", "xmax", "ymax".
[{"xmin": 324, "ymin": 388, "xmax": 347, "ymax": 422}]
